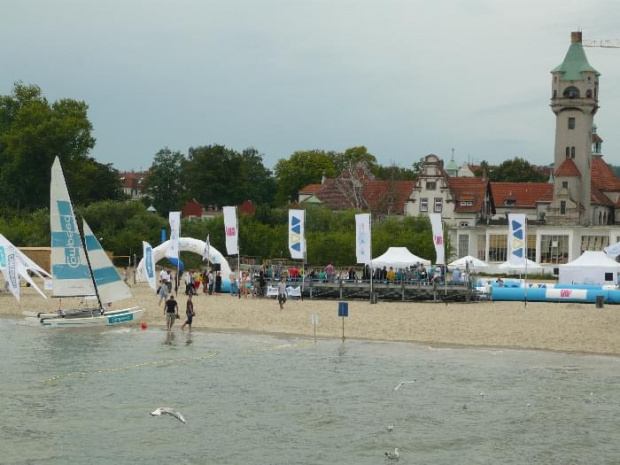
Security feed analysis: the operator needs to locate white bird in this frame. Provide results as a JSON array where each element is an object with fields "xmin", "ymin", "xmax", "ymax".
[
  {"xmin": 385, "ymin": 447, "xmax": 400, "ymax": 460},
  {"xmin": 387, "ymin": 424, "xmax": 395, "ymax": 432},
  {"xmin": 394, "ymin": 380, "xmax": 416, "ymax": 391},
  {"xmin": 150, "ymin": 407, "xmax": 186, "ymax": 424}
]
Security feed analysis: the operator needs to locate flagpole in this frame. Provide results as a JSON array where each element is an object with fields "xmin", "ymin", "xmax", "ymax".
[
  {"xmin": 301, "ymin": 210, "xmax": 306, "ymax": 302},
  {"xmin": 369, "ymin": 214, "xmax": 373, "ymax": 301},
  {"xmin": 237, "ymin": 207, "xmax": 241, "ymax": 300}
]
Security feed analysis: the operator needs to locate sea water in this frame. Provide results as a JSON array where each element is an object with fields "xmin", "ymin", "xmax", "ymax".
[{"xmin": 1, "ymin": 318, "xmax": 620, "ymax": 465}]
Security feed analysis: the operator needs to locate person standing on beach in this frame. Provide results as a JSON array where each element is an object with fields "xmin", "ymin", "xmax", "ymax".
[
  {"xmin": 181, "ymin": 294, "xmax": 195, "ymax": 332},
  {"xmin": 277, "ymin": 277, "xmax": 287, "ymax": 310},
  {"xmin": 215, "ymin": 271, "xmax": 222, "ymax": 295},
  {"xmin": 157, "ymin": 280, "xmax": 169, "ymax": 306},
  {"xmin": 164, "ymin": 295, "xmax": 179, "ymax": 331}
]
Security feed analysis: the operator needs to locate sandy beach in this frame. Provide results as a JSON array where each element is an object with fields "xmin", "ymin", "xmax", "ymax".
[{"xmin": 3, "ymin": 282, "xmax": 620, "ymax": 355}]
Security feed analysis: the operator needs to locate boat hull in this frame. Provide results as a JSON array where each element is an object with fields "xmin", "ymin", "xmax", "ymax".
[{"xmin": 29, "ymin": 307, "xmax": 143, "ymax": 328}]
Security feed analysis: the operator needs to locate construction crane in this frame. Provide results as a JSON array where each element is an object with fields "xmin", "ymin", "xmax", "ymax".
[{"xmin": 582, "ymin": 39, "xmax": 620, "ymax": 48}]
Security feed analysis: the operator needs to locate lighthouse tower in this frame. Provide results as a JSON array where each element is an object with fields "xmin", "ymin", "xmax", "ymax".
[{"xmin": 549, "ymin": 31, "xmax": 599, "ymax": 225}]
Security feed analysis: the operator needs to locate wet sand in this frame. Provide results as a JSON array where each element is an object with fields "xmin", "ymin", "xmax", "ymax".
[{"xmin": 3, "ymin": 282, "xmax": 620, "ymax": 355}]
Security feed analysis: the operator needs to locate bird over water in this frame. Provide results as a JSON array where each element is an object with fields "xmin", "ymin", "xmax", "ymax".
[{"xmin": 150, "ymin": 407, "xmax": 186, "ymax": 424}]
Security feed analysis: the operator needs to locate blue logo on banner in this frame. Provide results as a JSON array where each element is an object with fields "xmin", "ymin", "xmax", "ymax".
[
  {"xmin": 290, "ymin": 215, "xmax": 302, "ymax": 252},
  {"xmin": 511, "ymin": 220, "xmax": 524, "ymax": 258},
  {"xmin": 338, "ymin": 302, "xmax": 349, "ymax": 317}
]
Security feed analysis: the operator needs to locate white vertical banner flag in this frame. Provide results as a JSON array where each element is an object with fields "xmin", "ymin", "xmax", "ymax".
[
  {"xmin": 355, "ymin": 213, "xmax": 372, "ymax": 264},
  {"xmin": 202, "ymin": 234, "xmax": 211, "ymax": 262},
  {"xmin": 508, "ymin": 213, "xmax": 527, "ymax": 266},
  {"xmin": 6, "ymin": 246, "xmax": 20, "ymax": 302},
  {"xmin": 288, "ymin": 209, "xmax": 306, "ymax": 260},
  {"xmin": 142, "ymin": 241, "xmax": 157, "ymax": 291},
  {"xmin": 223, "ymin": 206, "xmax": 239, "ymax": 255},
  {"xmin": 168, "ymin": 211, "xmax": 181, "ymax": 259},
  {"xmin": 429, "ymin": 213, "xmax": 445, "ymax": 265}
]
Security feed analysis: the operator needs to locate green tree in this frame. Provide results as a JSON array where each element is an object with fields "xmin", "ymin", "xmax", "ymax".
[
  {"xmin": 142, "ymin": 148, "xmax": 186, "ymax": 216},
  {"xmin": 274, "ymin": 150, "xmax": 338, "ymax": 204},
  {"xmin": 373, "ymin": 163, "xmax": 416, "ymax": 181},
  {"xmin": 183, "ymin": 145, "xmax": 275, "ymax": 207},
  {"xmin": 489, "ymin": 157, "xmax": 547, "ymax": 182},
  {"xmin": 334, "ymin": 146, "xmax": 378, "ymax": 172},
  {"xmin": 0, "ymin": 82, "xmax": 116, "ymax": 211}
]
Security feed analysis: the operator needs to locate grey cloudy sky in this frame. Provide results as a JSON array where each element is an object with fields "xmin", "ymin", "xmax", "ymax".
[{"xmin": 2, "ymin": 0, "xmax": 620, "ymax": 172}]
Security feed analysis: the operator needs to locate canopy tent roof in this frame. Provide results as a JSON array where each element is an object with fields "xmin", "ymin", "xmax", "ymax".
[
  {"xmin": 498, "ymin": 259, "xmax": 542, "ymax": 271},
  {"xmin": 560, "ymin": 250, "xmax": 620, "ymax": 269},
  {"xmin": 448, "ymin": 255, "xmax": 489, "ymax": 269},
  {"xmin": 559, "ymin": 251, "xmax": 620, "ymax": 285},
  {"xmin": 372, "ymin": 247, "xmax": 431, "ymax": 268}
]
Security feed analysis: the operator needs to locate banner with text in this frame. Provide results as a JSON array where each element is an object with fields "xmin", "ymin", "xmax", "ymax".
[
  {"xmin": 355, "ymin": 213, "xmax": 372, "ymax": 264},
  {"xmin": 142, "ymin": 241, "xmax": 157, "ymax": 291},
  {"xmin": 167, "ymin": 211, "xmax": 181, "ymax": 260},
  {"xmin": 288, "ymin": 209, "xmax": 306, "ymax": 260},
  {"xmin": 223, "ymin": 206, "xmax": 239, "ymax": 255},
  {"xmin": 508, "ymin": 213, "xmax": 527, "ymax": 267},
  {"xmin": 6, "ymin": 246, "xmax": 20, "ymax": 302},
  {"xmin": 429, "ymin": 213, "xmax": 445, "ymax": 265}
]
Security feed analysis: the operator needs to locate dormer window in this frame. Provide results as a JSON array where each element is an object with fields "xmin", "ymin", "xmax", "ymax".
[
  {"xmin": 426, "ymin": 181, "xmax": 436, "ymax": 191},
  {"xmin": 505, "ymin": 199, "xmax": 516, "ymax": 206}
]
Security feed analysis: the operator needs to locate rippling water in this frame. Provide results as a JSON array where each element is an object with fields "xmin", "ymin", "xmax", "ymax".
[{"xmin": 2, "ymin": 318, "xmax": 620, "ymax": 465}]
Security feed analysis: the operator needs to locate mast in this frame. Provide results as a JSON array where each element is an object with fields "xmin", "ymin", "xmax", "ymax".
[{"xmin": 81, "ymin": 220, "xmax": 104, "ymax": 312}]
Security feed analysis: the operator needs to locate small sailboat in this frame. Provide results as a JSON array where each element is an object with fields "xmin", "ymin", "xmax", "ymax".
[{"xmin": 26, "ymin": 157, "xmax": 142, "ymax": 327}]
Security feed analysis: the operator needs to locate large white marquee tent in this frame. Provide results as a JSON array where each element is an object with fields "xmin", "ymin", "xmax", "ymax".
[
  {"xmin": 559, "ymin": 251, "xmax": 620, "ymax": 285},
  {"xmin": 372, "ymin": 247, "xmax": 431, "ymax": 268}
]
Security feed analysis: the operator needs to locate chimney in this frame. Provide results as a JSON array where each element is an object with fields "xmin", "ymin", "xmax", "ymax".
[{"xmin": 571, "ymin": 31, "xmax": 582, "ymax": 43}]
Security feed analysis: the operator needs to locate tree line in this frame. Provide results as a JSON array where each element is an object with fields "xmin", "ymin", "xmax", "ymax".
[
  {"xmin": 0, "ymin": 82, "xmax": 551, "ymax": 263},
  {"xmin": 0, "ymin": 200, "xmax": 440, "ymax": 267}
]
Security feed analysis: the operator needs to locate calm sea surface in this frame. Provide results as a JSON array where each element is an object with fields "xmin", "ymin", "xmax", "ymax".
[{"xmin": 2, "ymin": 317, "xmax": 620, "ymax": 465}]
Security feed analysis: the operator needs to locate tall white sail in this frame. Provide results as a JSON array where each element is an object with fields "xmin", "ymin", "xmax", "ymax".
[
  {"xmin": 50, "ymin": 157, "xmax": 96, "ymax": 298},
  {"xmin": 83, "ymin": 220, "xmax": 132, "ymax": 304}
]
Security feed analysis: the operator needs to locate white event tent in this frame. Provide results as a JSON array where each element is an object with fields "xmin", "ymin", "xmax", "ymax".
[
  {"xmin": 497, "ymin": 258, "xmax": 542, "ymax": 272},
  {"xmin": 372, "ymin": 247, "xmax": 431, "ymax": 268},
  {"xmin": 449, "ymin": 255, "xmax": 489, "ymax": 269},
  {"xmin": 559, "ymin": 251, "xmax": 620, "ymax": 285}
]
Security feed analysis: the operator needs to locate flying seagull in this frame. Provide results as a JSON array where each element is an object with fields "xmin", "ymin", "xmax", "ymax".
[
  {"xmin": 150, "ymin": 407, "xmax": 186, "ymax": 424},
  {"xmin": 385, "ymin": 447, "xmax": 400, "ymax": 460},
  {"xmin": 394, "ymin": 380, "xmax": 416, "ymax": 391}
]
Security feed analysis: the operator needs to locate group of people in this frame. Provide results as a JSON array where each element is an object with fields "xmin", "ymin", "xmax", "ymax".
[{"xmin": 163, "ymin": 293, "xmax": 195, "ymax": 332}]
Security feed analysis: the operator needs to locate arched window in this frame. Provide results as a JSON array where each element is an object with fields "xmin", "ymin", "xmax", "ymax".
[
  {"xmin": 571, "ymin": 147, "xmax": 576, "ymax": 158},
  {"xmin": 586, "ymin": 89, "xmax": 593, "ymax": 98},
  {"xmin": 566, "ymin": 147, "xmax": 570, "ymax": 158},
  {"xmin": 563, "ymin": 86, "xmax": 580, "ymax": 99}
]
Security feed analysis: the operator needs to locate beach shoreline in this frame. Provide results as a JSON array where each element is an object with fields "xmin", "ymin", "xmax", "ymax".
[{"xmin": 3, "ymin": 282, "xmax": 620, "ymax": 356}]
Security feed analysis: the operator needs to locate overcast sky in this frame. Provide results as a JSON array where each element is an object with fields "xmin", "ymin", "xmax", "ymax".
[{"xmin": 2, "ymin": 0, "xmax": 620, "ymax": 172}]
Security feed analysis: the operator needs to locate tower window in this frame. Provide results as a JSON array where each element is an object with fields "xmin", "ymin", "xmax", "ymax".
[
  {"xmin": 563, "ymin": 86, "xmax": 580, "ymax": 99},
  {"xmin": 565, "ymin": 147, "xmax": 570, "ymax": 159},
  {"xmin": 562, "ymin": 181, "xmax": 568, "ymax": 189},
  {"xmin": 571, "ymin": 147, "xmax": 576, "ymax": 158},
  {"xmin": 553, "ymin": 90, "xmax": 557, "ymax": 99},
  {"xmin": 586, "ymin": 89, "xmax": 592, "ymax": 98},
  {"xmin": 568, "ymin": 117, "xmax": 575, "ymax": 129},
  {"xmin": 560, "ymin": 201, "xmax": 567, "ymax": 215}
]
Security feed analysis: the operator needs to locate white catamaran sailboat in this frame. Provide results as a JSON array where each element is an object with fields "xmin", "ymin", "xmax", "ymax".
[{"xmin": 25, "ymin": 157, "xmax": 142, "ymax": 327}]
